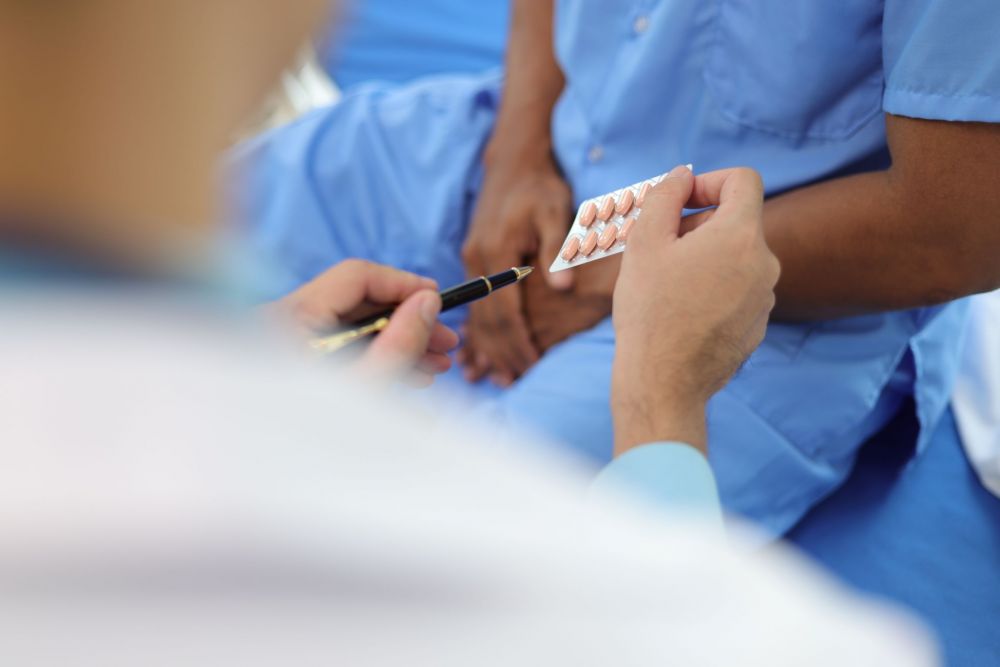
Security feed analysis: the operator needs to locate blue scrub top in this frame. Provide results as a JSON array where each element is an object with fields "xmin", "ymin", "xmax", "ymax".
[
  {"xmin": 318, "ymin": 0, "xmax": 510, "ymax": 89},
  {"xmin": 231, "ymin": 0, "xmax": 1000, "ymax": 535}
]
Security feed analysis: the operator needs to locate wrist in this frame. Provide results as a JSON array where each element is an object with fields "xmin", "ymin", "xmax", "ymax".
[
  {"xmin": 611, "ymin": 351, "xmax": 711, "ymax": 456},
  {"xmin": 483, "ymin": 123, "xmax": 553, "ymax": 173},
  {"xmin": 612, "ymin": 395, "xmax": 708, "ymax": 457}
]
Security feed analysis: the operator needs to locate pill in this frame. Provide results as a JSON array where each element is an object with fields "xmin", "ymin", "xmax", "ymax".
[
  {"xmin": 597, "ymin": 196, "xmax": 616, "ymax": 221},
  {"xmin": 579, "ymin": 201, "xmax": 598, "ymax": 228},
  {"xmin": 636, "ymin": 181, "xmax": 652, "ymax": 207},
  {"xmin": 598, "ymin": 223, "xmax": 618, "ymax": 250},
  {"xmin": 560, "ymin": 235, "xmax": 582, "ymax": 261},
  {"xmin": 581, "ymin": 229, "xmax": 599, "ymax": 256},
  {"xmin": 619, "ymin": 216, "xmax": 636, "ymax": 242},
  {"xmin": 615, "ymin": 188, "xmax": 634, "ymax": 216}
]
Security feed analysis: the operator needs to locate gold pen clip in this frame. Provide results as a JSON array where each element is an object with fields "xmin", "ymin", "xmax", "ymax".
[{"xmin": 309, "ymin": 317, "xmax": 390, "ymax": 355}]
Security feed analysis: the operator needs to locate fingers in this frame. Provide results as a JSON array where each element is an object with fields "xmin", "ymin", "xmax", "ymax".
[
  {"xmin": 428, "ymin": 322, "xmax": 460, "ymax": 355},
  {"xmin": 462, "ymin": 233, "xmax": 540, "ymax": 385},
  {"xmin": 297, "ymin": 259, "xmax": 437, "ymax": 328},
  {"xmin": 628, "ymin": 164, "xmax": 696, "ymax": 251},
  {"xmin": 334, "ymin": 259, "xmax": 438, "ymax": 307},
  {"xmin": 402, "ymin": 327, "xmax": 459, "ymax": 388},
  {"xmin": 476, "ymin": 282, "xmax": 539, "ymax": 381},
  {"xmin": 538, "ymin": 198, "xmax": 574, "ymax": 290},
  {"xmin": 678, "ymin": 209, "xmax": 713, "ymax": 236},
  {"xmin": 457, "ymin": 324, "xmax": 494, "ymax": 382},
  {"xmin": 687, "ymin": 168, "xmax": 764, "ymax": 226},
  {"xmin": 362, "ymin": 289, "xmax": 441, "ymax": 377}
]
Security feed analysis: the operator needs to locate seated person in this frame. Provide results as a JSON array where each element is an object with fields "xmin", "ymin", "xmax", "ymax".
[
  {"xmin": 0, "ymin": 1, "xmax": 936, "ymax": 663},
  {"xmin": 232, "ymin": 0, "xmax": 1000, "ymax": 539},
  {"xmin": 231, "ymin": 2, "xmax": 1000, "ymax": 658}
]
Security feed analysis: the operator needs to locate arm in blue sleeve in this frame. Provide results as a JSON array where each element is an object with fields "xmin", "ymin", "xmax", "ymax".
[
  {"xmin": 590, "ymin": 443, "xmax": 723, "ymax": 529},
  {"xmin": 882, "ymin": 0, "xmax": 1000, "ymax": 122}
]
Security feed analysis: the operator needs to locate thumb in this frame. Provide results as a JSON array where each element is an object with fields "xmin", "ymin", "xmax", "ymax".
[
  {"xmin": 629, "ymin": 165, "xmax": 695, "ymax": 251},
  {"xmin": 541, "ymin": 220, "xmax": 574, "ymax": 290},
  {"xmin": 363, "ymin": 290, "xmax": 440, "ymax": 376}
]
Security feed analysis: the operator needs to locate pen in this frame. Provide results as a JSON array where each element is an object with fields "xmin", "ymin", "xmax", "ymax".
[{"xmin": 309, "ymin": 266, "xmax": 534, "ymax": 354}]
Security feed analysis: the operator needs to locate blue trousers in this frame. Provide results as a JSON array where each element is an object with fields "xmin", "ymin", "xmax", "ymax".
[{"xmin": 789, "ymin": 405, "xmax": 1000, "ymax": 666}]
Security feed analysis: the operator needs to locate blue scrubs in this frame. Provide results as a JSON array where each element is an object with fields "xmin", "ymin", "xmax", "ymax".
[
  {"xmin": 230, "ymin": 0, "xmax": 1000, "ymax": 536},
  {"xmin": 318, "ymin": 0, "xmax": 509, "ymax": 89},
  {"xmin": 789, "ymin": 405, "xmax": 1000, "ymax": 666}
]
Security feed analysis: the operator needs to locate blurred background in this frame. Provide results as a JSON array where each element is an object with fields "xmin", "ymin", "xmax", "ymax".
[
  {"xmin": 253, "ymin": 0, "xmax": 508, "ymax": 134},
  {"xmin": 320, "ymin": 0, "xmax": 509, "ymax": 89}
]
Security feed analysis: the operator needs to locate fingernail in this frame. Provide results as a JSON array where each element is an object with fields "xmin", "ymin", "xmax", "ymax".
[
  {"xmin": 419, "ymin": 293, "xmax": 440, "ymax": 327},
  {"xmin": 668, "ymin": 164, "xmax": 691, "ymax": 178}
]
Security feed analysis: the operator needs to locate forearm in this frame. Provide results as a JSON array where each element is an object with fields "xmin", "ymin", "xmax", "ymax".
[
  {"xmin": 765, "ymin": 170, "xmax": 921, "ymax": 320},
  {"xmin": 486, "ymin": 0, "xmax": 564, "ymax": 163},
  {"xmin": 766, "ymin": 116, "xmax": 1000, "ymax": 321}
]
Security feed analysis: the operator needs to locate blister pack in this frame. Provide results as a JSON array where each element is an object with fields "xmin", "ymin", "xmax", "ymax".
[{"xmin": 549, "ymin": 166, "xmax": 693, "ymax": 273}]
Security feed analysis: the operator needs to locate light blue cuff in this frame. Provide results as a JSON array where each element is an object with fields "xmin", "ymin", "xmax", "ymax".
[{"xmin": 590, "ymin": 443, "xmax": 723, "ymax": 527}]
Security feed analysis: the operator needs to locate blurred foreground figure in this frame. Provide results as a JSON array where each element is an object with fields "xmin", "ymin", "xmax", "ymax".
[
  {"xmin": 0, "ymin": 301, "xmax": 934, "ymax": 666},
  {"xmin": 0, "ymin": 1, "xmax": 935, "ymax": 664}
]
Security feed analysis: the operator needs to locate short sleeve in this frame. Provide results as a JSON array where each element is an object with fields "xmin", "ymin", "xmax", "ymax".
[{"xmin": 882, "ymin": 0, "xmax": 1000, "ymax": 122}]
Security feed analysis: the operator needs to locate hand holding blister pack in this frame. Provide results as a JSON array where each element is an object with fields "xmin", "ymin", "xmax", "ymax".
[{"xmin": 549, "ymin": 165, "xmax": 694, "ymax": 274}]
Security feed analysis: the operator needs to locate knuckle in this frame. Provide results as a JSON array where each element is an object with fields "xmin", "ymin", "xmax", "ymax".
[
  {"xmin": 735, "ymin": 167, "xmax": 764, "ymax": 193},
  {"xmin": 341, "ymin": 258, "xmax": 369, "ymax": 273},
  {"xmin": 492, "ymin": 315, "xmax": 513, "ymax": 333},
  {"xmin": 768, "ymin": 255, "xmax": 782, "ymax": 285},
  {"xmin": 764, "ymin": 289, "xmax": 777, "ymax": 313}
]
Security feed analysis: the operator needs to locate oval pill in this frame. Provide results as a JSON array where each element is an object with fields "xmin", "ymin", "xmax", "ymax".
[
  {"xmin": 619, "ymin": 216, "xmax": 636, "ymax": 242},
  {"xmin": 598, "ymin": 223, "xmax": 618, "ymax": 250},
  {"xmin": 597, "ymin": 196, "xmax": 616, "ymax": 221},
  {"xmin": 560, "ymin": 235, "xmax": 582, "ymax": 261},
  {"xmin": 579, "ymin": 201, "xmax": 598, "ymax": 227},
  {"xmin": 581, "ymin": 229, "xmax": 599, "ymax": 256},
  {"xmin": 636, "ymin": 181, "xmax": 652, "ymax": 207},
  {"xmin": 615, "ymin": 188, "xmax": 634, "ymax": 216}
]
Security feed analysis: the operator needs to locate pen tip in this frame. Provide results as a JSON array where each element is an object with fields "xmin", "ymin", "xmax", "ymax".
[{"xmin": 516, "ymin": 266, "xmax": 534, "ymax": 279}]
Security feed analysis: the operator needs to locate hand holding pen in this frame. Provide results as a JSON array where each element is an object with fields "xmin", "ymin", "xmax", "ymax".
[
  {"xmin": 265, "ymin": 261, "xmax": 533, "ymax": 386},
  {"xmin": 309, "ymin": 265, "xmax": 534, "ymax": 353},
  {"xmin": 265, "ymin": 260, "xmax": 460, "ymax": 386}
]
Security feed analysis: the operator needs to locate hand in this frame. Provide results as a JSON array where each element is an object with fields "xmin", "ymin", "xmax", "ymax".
[
  {"xmin": 611, "ymin": 166, "xmax": 780, "ymax": 455},
  {"xmin": 459, "ymin": 147, "xmax": 574, "ymax": 387},
  {"xmin": 268, "ymin": 259, "xmax": 460, "ymax": 386},
  {"xmin": 522, "ymin": 254, "xmax": 619, "ymax": 354}
]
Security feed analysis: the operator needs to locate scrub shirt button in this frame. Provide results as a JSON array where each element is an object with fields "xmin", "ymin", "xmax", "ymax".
[
  {"xmin": 633, "ymin": 15, "xmax": 650, "ymax": 35},
  {"xmin": 588, "ymin": 145, "xmax": 605, "ymax": 164}
]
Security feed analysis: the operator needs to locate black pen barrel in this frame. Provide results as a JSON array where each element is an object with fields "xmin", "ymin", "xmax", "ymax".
[
  {"xmin": 354, "ymin": 268, "xmax": 522, "ymax": 328},
  {"xmin": 440, "ymin": 277, "xmax": 492, "ymax": 312}
]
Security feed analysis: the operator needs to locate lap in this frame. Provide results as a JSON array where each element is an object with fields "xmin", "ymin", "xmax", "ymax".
[{"xmin": 788, "ymin": 405, "xmax": 1000, "ymax": 666}]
